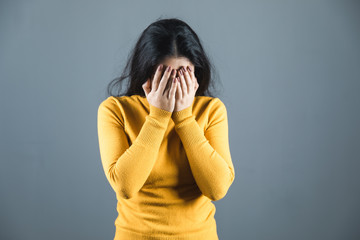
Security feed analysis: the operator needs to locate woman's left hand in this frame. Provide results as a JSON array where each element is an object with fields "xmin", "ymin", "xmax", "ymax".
[{"xmin": 174, "ymin": 66, "xmax": 199, "ymax": 112}]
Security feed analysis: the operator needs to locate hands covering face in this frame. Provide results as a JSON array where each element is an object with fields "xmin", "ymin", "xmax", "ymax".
[
  {"xmin": 146, "ymin": 64, "xmax": 199, "ymax": 112},
  {"xmin": 173, "ymin": 65, "xmax": 199, "ymax": 112}
]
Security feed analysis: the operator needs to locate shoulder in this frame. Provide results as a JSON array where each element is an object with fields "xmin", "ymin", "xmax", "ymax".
[
  {"xmin": 98, "ymin": 95, "xmax": 136, "ymax": 111},
  {"xmin": 98, "ymin": 96, "xmax": 117, "ymax": 109},
  {"xmin": 196, "ymin": 97, "xmax": 227, "ymax": 127},
  {"xmin": 98, "ymin": 96, "xmax": 133, "ymax": 126},
  {"xmin": 196, "ymin": 96, "xmax": 227, "ymax": 112}
]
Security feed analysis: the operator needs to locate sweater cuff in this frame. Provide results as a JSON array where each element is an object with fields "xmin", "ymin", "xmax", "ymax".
[
  {"xmin": 149, "ymin": 104, "xmax": 172, "ymax": 124},
  {"xmin": 172, "ymin": 105, "xmax": 193, "ymax": 125}
]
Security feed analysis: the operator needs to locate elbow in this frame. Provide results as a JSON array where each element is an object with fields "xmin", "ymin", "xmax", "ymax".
[
  {"xmin": 115, "ymin": 182, "xmax": 136, "ymax": 199},
  {"xmin": 108, "ymin": 169, "xmax": 135, "ymax": 199},
  {"xmin": 205, "ymin": 174, "xmax": 235, "ymax": 202},
  {"xmin": 115, "ymin": 182, "xmax": 137, "ymax": 199},
  {"xmin": 203, "ymin": 185, "xmax": 229, "ymax": 201},
  {"xmin": 118, "ymin": 187, "xmax": 135, "ymax": 199},
  {"xmin": 206, "ymin": 190, "xmax": 227, "ymax": 201}
]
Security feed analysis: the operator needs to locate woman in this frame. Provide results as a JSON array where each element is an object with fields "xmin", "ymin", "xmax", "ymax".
[{"xmin": 97, "ymin": 17, "xmax": 235, "ymax": 240}]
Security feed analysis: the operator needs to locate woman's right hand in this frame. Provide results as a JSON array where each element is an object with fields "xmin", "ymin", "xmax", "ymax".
[{"xmin": 142, "ymin": 64, "xmax": 178, "ymax": 112}]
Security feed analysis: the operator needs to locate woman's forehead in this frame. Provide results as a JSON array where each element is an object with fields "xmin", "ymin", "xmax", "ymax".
[{"xmin": 160, "ymin": 57, "xmax": 194, "ymax": 69}]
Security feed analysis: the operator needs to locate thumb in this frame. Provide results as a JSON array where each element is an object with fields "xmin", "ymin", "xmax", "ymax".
[{"xmin": 142, "ymin": 78, "xmax": 151, "ymax": 97}]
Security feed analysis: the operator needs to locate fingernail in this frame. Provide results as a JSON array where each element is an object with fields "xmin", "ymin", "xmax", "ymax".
[
  {"xmin": 167, "ymin": 66, "xmax": 171, "ymax": 72},
  {"xmin": 187, "ymin": 66, "xmax": 191, "ymax": 72},
  {"xmin": 158, "ymin": 64, "xmax": 163, "ymax": 70}
]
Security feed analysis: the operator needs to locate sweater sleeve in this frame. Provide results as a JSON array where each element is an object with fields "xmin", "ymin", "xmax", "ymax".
[
  {"xmin": 171, "ymin": 98, "xmax": 235, "ymax": 201},
  {"xmin": 97, "ymin": 97, "xmax": 172, "ymax": 199}
]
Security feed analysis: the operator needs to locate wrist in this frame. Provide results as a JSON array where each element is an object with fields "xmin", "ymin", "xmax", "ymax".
[
  {"xmin": 172, "ymin": 105, "xmax": 193, "ymax": 124},
  {"xmin": 149, "ymin": 104, "xmax": 172, "ymax": 123}
]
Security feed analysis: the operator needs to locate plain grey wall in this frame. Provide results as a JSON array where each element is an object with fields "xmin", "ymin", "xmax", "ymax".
[{"xmin": 1, "ymin": 0, "xmax": 359, "ymax": 239}]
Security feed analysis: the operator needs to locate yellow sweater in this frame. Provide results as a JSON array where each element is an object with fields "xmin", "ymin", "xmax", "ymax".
[{"xmin": 97, "ymin": 94, "xmax": 235, "ymax": 240}]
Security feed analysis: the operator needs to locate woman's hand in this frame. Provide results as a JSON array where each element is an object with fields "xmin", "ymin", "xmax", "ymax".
[
  {"xmin": 142, "ymin": 64, "xmax": 177, "ymax": 112},
  {"xmin": 174, "ymin": 66, "xmax": 199, "ymax": 112}
]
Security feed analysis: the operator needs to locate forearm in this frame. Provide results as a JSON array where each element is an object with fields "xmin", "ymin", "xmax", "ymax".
[
  {"xmin": 111, "ymin": 115, "xmax": 169, "ymax": 198},
  {"xmin": 172, "ymin": 106, "xmax": 235, "ymax": 201},
  {"xmin": 98, "ymin": 103, "xmax": 171, "ymax": 199}
]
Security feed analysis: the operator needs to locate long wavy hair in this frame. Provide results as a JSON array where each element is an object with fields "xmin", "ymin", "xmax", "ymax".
[{"xmin": 106, "ymin": 17, "xmax": 221, "ymax": 98}]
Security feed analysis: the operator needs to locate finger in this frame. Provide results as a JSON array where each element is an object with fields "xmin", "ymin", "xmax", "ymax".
[
  {"xmin": 179, "ymin": 68, "xmax": 188, "ymax": 94},
  {"xmin": 158, "ymin": 66, "xmax": 173, "ymax": 94},
  {"xmin": 176, "ymin": 77, "xmax": 182, "ymax": 99},
  {"xmin": 164, "ymin": 73, "xmax": 175, "ymax": 96},
  {"xmin": 187, "ymin": 66, "xmax": 194, "ymax": 77},
  {"xmin": 169, "ymin": 75, "xmax": 177, "ymax": 99},
  {"xmin": 152, "ymin": 64, "xmax": 163, "ymax": 91},
  {"xmin": 187, "ymin": 66, "xmax": 196, "ymax": 85},
  {"xmin": 166, "ymin": 69, "xmax": 177, "ymax": 92},
  {"xmin": 182, "ymin": 67, "xmax": 193, "ymax": 94},
  {"xmin": 174, "ymin": 77, "xmax": 181, "ymax": 99},
  {"xmin": 186, "ymin": 66, "xmax": 198, "ymax": 93}
]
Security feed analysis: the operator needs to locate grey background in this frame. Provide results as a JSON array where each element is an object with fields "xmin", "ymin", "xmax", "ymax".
[{"xmin": 1, "ymin": 0, "xmax": 359, "ymax": 239}]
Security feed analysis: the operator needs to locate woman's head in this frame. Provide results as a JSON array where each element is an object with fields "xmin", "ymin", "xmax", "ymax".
[{"xmin": 107, "ymin": 17, "xmax": 219, "ymax": 98}]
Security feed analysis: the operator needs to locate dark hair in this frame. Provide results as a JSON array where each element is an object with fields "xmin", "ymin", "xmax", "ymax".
[{"xmin": 106, "ymin": 17, "xmax": 221, "ymax": 98}]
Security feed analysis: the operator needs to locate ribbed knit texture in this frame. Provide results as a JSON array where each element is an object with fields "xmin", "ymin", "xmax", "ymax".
[{"xmin": 97, "ymin": 94, "xmax": 235, "ymax": 240}]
